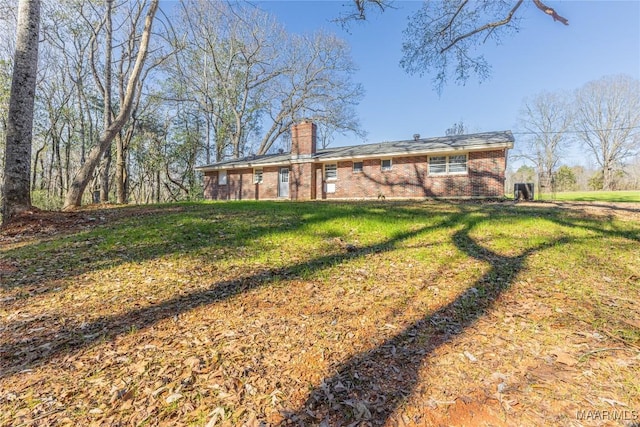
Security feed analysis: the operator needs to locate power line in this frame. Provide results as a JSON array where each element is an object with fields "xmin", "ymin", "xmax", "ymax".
[{"xmin": 512, "ymin": 126, "xmax": 640, "ymax": 136}]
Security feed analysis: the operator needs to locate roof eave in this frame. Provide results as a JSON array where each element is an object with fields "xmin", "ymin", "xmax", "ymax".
[
  {"xmin": 196, "ymin": 138, "xmax": 514, "ymax": 171},
  {"xmin": 317, "ymin": 142, "xmax": 513, "ymax": 162},
  {"xmin": 195, "ymin": 160, "xmax": 288, "ymax": 172}
]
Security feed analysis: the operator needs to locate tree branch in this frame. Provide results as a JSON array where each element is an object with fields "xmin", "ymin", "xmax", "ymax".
[
  {"xmin": 440, "ymin": 0, "xmax": 524, "ymax": 53},
  {"xmin": 532, "ymin": 0, "xmax": 569, "ymax": 25}
]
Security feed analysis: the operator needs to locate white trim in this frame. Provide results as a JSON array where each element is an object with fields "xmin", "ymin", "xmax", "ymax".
[
  {"xmin": 381, "ymin": 158, "xmax": 392, "ymax": 171},
  {"xmin": 318, "ymin": 143, "xmax": 511, "ymax": 162},
  {"xmin": 195, "ymin": 142, "xmax": 512, "ymax": 172},
  {"xmin": 428, "ymin": 154, "xmax": 468, "ymax": 176},
  {"xmin": 253, "ymin": 168, "xmax": 263, "ymax": 184},
  {"xmin": 218, "ymin": 170, "xmax": 228, "ymax": 185},
  {"xmin": 324, "ymin": 163, "xmax": 338, "ymax": 180}
]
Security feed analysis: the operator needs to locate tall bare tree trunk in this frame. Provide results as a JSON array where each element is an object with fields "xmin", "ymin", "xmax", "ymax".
[
  {"xmin": 1, "ymin": 0, "xmax": 40, "ymax": 224},
  {"xmin": 100, "ymin": 0, "xmax": 113, "ymax": 203},
  {"xmin": 63, "ymin": 0, "xmax": 158, "ymax": 210},
  {"xmin": 99, "ymin": 149, "xmax": 111, "ymax": 202},
  {"xmin": 115, "ymin": 132, "xmax": 127, "ymax": 203}
]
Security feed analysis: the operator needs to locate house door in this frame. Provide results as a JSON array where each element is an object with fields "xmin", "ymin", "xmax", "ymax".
[{"xmin": 278, "ymin": 167, "xmax": 289, "ymax": 198}]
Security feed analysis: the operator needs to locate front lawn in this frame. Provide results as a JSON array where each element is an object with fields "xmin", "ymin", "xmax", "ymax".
[
  {"xmin": 1, "ymin": 200, "xmax": 639, "ymax": 426},
  {"xmin": 539, "ymin": 190, "xmax": 640, "ymax": 203}
]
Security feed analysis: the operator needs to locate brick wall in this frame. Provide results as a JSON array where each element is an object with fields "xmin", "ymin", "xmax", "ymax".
[
  {"xmin": 204, "ymin": 166, "xmax": 282, "ymax": 200},
  {"xmin": 290, "ymin": 162, "xmax": 315, "ymax": 200},
  {"xmin": 259, "ymin": 167, "xmax": 280, "ymax": 199},
  {"xmin": 291, "ymin": 121, "xmax": 316, "ymax": 157},
  {"xmin": 203, "ymin": 174, "xmax": 215, "ymax": 199},
  {"xmin": 315, "ymin": 150, "xmax": 506, "ymax": 199},
  {"xmin": 203, "ymin": 149, "xmax": 507, "ymax": 201}
]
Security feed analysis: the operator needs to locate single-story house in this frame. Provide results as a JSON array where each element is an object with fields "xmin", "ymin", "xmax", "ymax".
[{"xmin": 196, "ymin": 121, "xmax": 514, "ymax": 200}]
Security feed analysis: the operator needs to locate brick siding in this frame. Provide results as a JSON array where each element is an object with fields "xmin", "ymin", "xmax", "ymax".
[{"xmin": 203, "ymin": 149, "xmax": 507, "ymax": 201}]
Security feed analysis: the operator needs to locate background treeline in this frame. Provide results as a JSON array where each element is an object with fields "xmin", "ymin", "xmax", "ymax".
[
  {"xmin": 0, "ymin": 0, "xmax": 363, "ymax": 209},
  {"xmin": 507, "ymin": 75, "xmax": 640, "ymax": 194},
  {"xmin": 1, "ymin": 1, "xmax": 638, "ymax": 211}
]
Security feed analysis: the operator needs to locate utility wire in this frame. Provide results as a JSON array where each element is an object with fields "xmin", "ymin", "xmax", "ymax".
[{"xmin": 512, "ymin": 126, "xmax": 640, "ymax": 136}]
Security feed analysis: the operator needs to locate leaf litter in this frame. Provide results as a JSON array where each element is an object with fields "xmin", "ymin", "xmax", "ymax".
[{"xmin": 1, "ymin": 201, "xmax": 639, "ymax": 426}]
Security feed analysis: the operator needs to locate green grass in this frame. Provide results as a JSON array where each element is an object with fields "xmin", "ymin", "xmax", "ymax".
[
  {"xmin": 1, "ymin": 200, "xmax": 639, "ymax": 426},
  {"xmin": 537, "ymin": 190, "xmax": 640, "ymax": 202}
]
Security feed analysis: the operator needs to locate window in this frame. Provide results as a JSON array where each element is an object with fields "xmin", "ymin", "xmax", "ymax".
[
  {"xmin": 254, "ymin": 169, "xmax": 263, "ymax": 184},
  {"xmin": 218, "ymin": 170, "xmax": 227, "ymax": 185},
  {"xmin": 353, "ymin": 161, "xmax": 363, "ymax": 173},
  {"xmin": 429, "ymin": 154, "xmax": 468, "ymax": 175},
  {"xmin": 448, "ymin": 155, "xmax": 467, "ymax": 173},
  {"xmin": 429, "ymin": 156, "xmax": 446, "ymax": 174},
  {"xmin": 381, "ymin": 159, "xmax": 392, "ymax": 171},
  {"xmin": 325, "ymin": 163, "xmax": 337, "ymax": 180}
]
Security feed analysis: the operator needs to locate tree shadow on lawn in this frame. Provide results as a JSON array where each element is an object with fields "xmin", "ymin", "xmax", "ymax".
[
  {"xmin": 277, "ymin": 211, "xmax": 591, "ymax": 426},
  {"xmin": 0, "ymin": 206, "xmax": 465, "ymax": 379},
  {"xmin": 0, "ymin": 201, "xmax": 430, "ymax": 298},
  {"xmin": 2, "ymin": 202, "xmax": 634, "ymax": 424},
  {"xmin": 551, "ymin": 200, "xmax": 640, "ymax": 219}
]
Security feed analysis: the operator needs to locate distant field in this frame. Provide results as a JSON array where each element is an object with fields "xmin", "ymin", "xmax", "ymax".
[{"xmin": 537, "ymin": 190, "xmax": 640, "ymax": 202}]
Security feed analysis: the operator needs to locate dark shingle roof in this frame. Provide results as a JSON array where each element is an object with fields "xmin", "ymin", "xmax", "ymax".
[{"xmin": 196, "ymin": 130, "xmax": 514, "ymax": 171}]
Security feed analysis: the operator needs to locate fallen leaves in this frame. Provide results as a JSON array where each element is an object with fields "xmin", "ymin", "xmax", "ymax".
[
  {"xmin": 1, "ymin": 201, "xmax": 639, "ymax": 426},
  {"xmin": 549, "ymin": 348, "xmax": 578, "ymax": 366}
]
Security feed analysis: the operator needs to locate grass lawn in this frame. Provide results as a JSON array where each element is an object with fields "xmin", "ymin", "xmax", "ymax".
[
  {"xmin": 538, "ymin": 190, "xmax": 640, "ymax": 203},
  {"xmin": 1, "ymin": 200, "xmax": 639, "ymax": 426}
]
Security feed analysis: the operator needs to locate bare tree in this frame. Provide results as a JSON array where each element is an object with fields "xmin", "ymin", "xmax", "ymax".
[
  {"xmin": 445, "ymin": 120, "xmax": 467, "ymax": 136},
  {"xmin": 516, "ymin": 91, "xmax": 572, "ymax": 193},
  {"xmin": 169, "ymin": 1, "xmax": 364, "ymax": 160},
  {"xmin": 1, "ymin": 0, "xmax": 40, "ymax": 224},
  {"xmin": 573, "ymin": 75, "xmax": 640, "ymax": 191},
  {"xmin": 337, "ymin": 0, "xmax": 393, "ymax": 23},
  {"xmin": 169, "ymin": 0, "xmax": 282, "ymax": 161},
  {"xmin": 400, "ymin": 0, "xmax": 568, "ymax": 92},
  {"xmin": 256, "ymin": 31, "xmax": 364, "ymax": 155},
  {"xmin": 63, "ymin": 0, "xmax": 158, "ymax": 210}
]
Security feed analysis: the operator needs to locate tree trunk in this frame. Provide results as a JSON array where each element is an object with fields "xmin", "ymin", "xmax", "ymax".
[
  {"xmin": 603, "ymin": 164, "xmax": 614, "ymax": 191},
  {"xmin": 32, "ymin": 144, "xmax": 45, "ymax": 190},
  {"xmin": 100, "ymin": 0, "xmax": 113, "ymax": 204},
  {"xmin": 155, "ymin": 170, "xmax": 160, "ymax": 204},
  {"xmin": 1, "ymin": 0, "xmax": 41, "ymax": 224},
  {"xmin": 115, "ymin": 132, "xmax": 127, "ymax": 203},
  {"xmin": 63, "ymin": 0, "xmax": 158, "ymax": 210},
  {"xmin": 100, "ymin": 149, "xmax": 111, "ymax": 202}
]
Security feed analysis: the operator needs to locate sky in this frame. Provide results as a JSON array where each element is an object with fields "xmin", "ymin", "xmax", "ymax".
[{"xmin": 253, "ymin": 0, "xmax": 640, "ymax": 167}]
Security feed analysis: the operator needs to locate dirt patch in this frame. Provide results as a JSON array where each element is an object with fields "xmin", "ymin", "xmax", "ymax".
[
  {"xmin": 0, "ymin": 208, "xmax": 104, "ymax": 241},
  {"xmin": 0, "ymin": 205, "xmax": 181, "ymax": 248},
  {"xmin": 517, "ymin": 200, "xmax": 640, "ymax": 221}
]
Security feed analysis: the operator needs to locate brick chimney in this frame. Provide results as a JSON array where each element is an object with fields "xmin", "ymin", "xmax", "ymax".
[{"xmin": 290, "ymin": 121, "xmax": 316, "ymax": 159}]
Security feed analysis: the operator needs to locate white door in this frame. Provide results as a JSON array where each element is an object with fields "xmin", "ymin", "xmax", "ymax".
[{"xmin": 278, "ymin": 167, "xmax": 289, "ymax": 198}]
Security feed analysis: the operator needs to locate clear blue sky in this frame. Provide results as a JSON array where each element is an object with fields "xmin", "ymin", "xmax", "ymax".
[{"xmin": 254, "ymin": 0, "xmax": 640, "ymax": 166}]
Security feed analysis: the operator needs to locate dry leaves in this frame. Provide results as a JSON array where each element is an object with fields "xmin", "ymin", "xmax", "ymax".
[{"xmin": 1, "ymin": 201, "xmax": 639, "ymax": 426}]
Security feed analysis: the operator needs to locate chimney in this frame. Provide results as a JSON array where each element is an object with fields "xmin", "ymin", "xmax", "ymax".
[{"xmin": 290, "ymin": 120, "xmax": 316, "ymax": 159}]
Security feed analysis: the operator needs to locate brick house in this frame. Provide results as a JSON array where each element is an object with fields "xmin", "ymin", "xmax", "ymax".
[{"xmin": 196, "ymin": 121, "xmax": 514, "ymax": 200}]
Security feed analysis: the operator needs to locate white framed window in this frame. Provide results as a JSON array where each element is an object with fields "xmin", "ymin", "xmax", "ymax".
[
  {"xmin": 381, "ymin": 159, "xmax": 392, "ymax": 171},
  {"xmin": 325, "ymin": 163, "xmax": 337, "ymax": 180},
  {"xmin": 254, "ymin": 169, "xmax": 263, "ymax": 184},
  {"xmin": 353, "ymin": 161, "xmax": 363, "ymax": 173},
  {"xmin": 428, "ymin": 156, "xmax": 446, "ymax": 175},
  {"xmin": 218, "ymin": 170, "xmax": 228, "ymax": 185},
  {"xmin": 429, "ymin": 154, "xmax": 468, "ymax": 175},
  {"xmin": 448, "ymin": 155, "xmax": 467, "ymax": 173}
]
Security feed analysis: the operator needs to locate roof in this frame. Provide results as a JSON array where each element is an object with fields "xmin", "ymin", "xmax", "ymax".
[{"xmin": 195, "ymin": 130, "xmax": 514, "ymax": 172}]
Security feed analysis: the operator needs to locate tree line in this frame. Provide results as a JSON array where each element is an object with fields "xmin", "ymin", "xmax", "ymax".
[
  {"xmin": 7, "ymin": 0, "xmax": 632, "ymax": 224},
  {"xmin": 0, "ymin": 0, "xmax": 364, "ymax": 219},
  {"xmin": 511, "ymin": 74, "xmax": 640, "ymax": 193}
]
